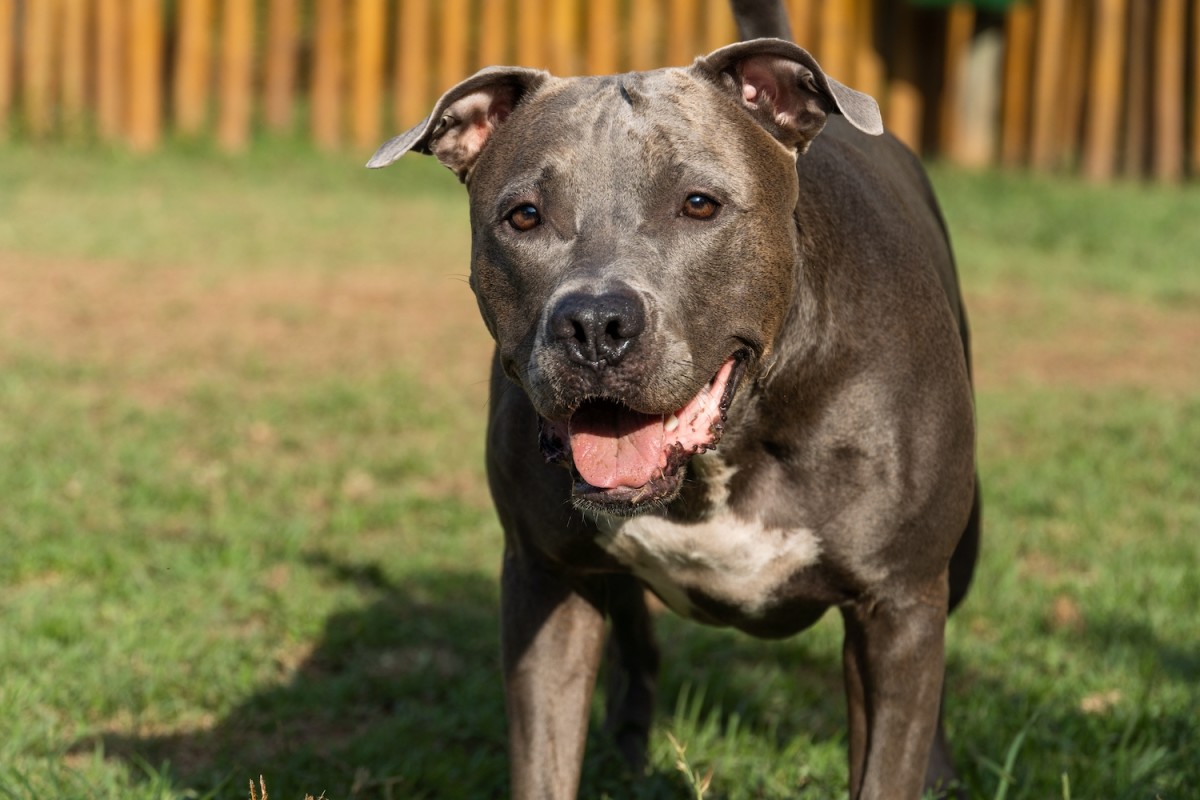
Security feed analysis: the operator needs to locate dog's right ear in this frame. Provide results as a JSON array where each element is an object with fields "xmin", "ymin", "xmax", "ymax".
[{"xmin": 367, "ymin": 67, "xmax": 548, "ymax": 181}]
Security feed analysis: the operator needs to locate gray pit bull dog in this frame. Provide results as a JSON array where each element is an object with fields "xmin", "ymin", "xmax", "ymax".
[{"xmin": 369, "ymin": 2, "xmax": 979, "ymax": 797}]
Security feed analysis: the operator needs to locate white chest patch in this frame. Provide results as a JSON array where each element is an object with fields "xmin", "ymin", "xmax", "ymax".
[{"xmin": 594, "ymin": 458, "xmax": 822, "ymax": 619}]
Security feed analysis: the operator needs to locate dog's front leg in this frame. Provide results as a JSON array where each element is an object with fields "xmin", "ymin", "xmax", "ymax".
[
  {"xmin": 840, "ymin": 574, "xmax": 950, "ymax": 800},
  {"xmin": 502, "ymin": 548, "xmax": 606, "ymax": 800}
]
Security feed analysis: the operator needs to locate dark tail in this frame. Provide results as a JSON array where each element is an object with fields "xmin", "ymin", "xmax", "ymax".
[{"xmin": 729, "ymin": 0, "xmax": 792, "ymax": 41}]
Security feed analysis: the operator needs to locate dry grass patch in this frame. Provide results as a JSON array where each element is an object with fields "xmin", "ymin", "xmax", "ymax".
[
  {"xmin": 5, "ymin": 253, "xmax": 1195, "ymax": 411},
  {"xmin": 0, "ymin": 252, "xmax": 491, "ymax": 405},
  {"xmin": 969, "ymin": 286, "xmax": 1199, "ymax": 395}
]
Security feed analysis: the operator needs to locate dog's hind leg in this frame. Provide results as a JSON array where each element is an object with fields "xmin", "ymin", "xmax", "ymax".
[
  {"xmin": 948, "ymin": 478, "xmax": 981, "ymax": 615},
  {"xmin": 841, "ymin": 583, "xmax": 949, "ymax": 799},
  {"xmin": 923, "ymin": 693, "xmax": 968, "ymax": 800},
  {"xmin": 602, "ymin": 574, "xmax": 661, "ymax": 773},
  {"xmin": 923, "ymin": 477, "xmax": 982, "ymax": 798}
]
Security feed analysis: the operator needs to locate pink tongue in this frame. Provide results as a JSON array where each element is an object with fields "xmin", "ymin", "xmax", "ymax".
[{"xmin": 568, "ymin": 404, "xmax": 665, "ymax": 490}]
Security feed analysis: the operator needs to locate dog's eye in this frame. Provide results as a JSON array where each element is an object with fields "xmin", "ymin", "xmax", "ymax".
[
  {"xmin": 506, "ymin": 204, "xmax": 541, "ymax": 232},
  {"xmin": 682, "ymin": 193, "xmax": 720, "ymax": 220}
]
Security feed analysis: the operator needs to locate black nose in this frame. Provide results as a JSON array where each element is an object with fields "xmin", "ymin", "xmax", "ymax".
[{"xmin": 549, "ymin": 289, "xmax": 646, "ymax": 368}]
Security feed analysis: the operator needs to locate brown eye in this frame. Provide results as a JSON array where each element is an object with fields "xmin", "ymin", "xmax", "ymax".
[
  {"xmin": 682, "ymin": 193, "xmax": 719, "ymax": 220},
  {"xmin": 507, "ymin": 204, "xmax": 541, "ymax": 231}
]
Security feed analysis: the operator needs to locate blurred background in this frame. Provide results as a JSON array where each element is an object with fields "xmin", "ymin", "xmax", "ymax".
[
  {"xmin": 2, "ymin": 0, "xmax": 1199, "ymax": 180},
  {"xmin": 0, "ymin": 2, "xmax": 1197, "ymax": 799}
]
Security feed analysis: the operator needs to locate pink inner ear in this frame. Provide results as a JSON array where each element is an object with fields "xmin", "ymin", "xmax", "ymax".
[
  {"xmin": 448, "ymin": 93, "xmax": 497, "ymax": 160},
  {"xmin": 738, "ymin": 56, "xmax": 785, "ymax": 109},
  {"xmin": 461, "ymin": 119, "xmax": 491, "ymax": 159},
  {"xmin": 435, "ymin": 87, "xmax": 517, "ymax": 173}
]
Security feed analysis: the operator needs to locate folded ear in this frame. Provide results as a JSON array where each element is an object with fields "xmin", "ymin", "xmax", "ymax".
[
  {"xmin": 367, "ymin": 67, "xmax": 549, "ymax": 181},
  {"xmin": 694, "ymin": 38, "xmax": 883, "ymax": 153}
]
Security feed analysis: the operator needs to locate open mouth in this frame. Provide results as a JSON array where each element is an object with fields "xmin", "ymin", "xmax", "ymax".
[{"xmin": 539, "ymin": 354, "xmax": 746, "ymax": 514}]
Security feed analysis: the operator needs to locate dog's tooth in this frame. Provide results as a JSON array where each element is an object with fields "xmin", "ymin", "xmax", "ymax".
[{"xmin": 665, "ymin": 413, "xmax": 680, "ymax": 433}]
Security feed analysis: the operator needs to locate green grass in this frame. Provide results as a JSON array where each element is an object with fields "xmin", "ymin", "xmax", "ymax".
[
  {"xmin": 927, "ymin": 164, "xmax": 1200, "ymax": 306},
  {"xmin": 0, "ymin": 139, "xmax": 1197, "ymax": 799},
  {"xmin": 0, "ymin": 137, "xmax": 467, "ymax": 274}
]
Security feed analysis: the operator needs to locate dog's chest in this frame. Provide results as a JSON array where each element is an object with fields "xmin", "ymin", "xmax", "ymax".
[{"xmin": 595, "ymin": 458, "xmax": 823, "ymax": 620}]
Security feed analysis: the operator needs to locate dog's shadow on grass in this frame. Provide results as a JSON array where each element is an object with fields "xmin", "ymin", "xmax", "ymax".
[
  {"xmin": 83, "ymin": 551, "xmax": 848, "ymax": 799},
  {"xmin": 76, "ymin": 550, "xmax": 1199, "ymax": 799},
  {"xmin": 78, "ymin": 553, "xmax": 506, "ymax": 798}
]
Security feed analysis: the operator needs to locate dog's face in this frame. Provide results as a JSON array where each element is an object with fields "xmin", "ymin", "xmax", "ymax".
[
  {"xmin": 369, "ymin": 40, "xmax": 882, "ymax": 515},
  {"xmin": 468, "ymin": 68, "xmax": 800, "ymax": 514}
]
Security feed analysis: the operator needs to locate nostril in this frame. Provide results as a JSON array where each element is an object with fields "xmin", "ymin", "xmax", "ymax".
[
  {"xmin": 549, "ymin": 288, "xmax": 646, "ymax": 366},
  {"xmin": 605, "ymin": 306, "xmax": 644, "ymax": 343}
]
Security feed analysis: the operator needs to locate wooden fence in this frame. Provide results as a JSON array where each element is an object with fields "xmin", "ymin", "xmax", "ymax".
[{"xmin": 0, "ymin": 0, "xmax": 1198, "ymax": 182}]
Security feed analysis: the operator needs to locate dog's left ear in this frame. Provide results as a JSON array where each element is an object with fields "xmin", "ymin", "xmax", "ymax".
[{"xmin": 695, "ymin": 38, "xmax": 882, "ymax": 153}]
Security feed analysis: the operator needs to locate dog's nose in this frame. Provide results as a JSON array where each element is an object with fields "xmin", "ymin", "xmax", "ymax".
[{"xmin": 549, "ymin": 290, "xmax": 646, "ymax": 368}]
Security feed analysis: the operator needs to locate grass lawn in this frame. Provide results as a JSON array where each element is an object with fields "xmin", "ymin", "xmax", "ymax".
[{"xmin": 0, "ymin": 139, "xmax": 1196, "ymax": 799}]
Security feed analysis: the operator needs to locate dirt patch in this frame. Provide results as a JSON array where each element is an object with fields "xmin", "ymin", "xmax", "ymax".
[
  {"xmin": 0, "ymin": 252, "xmax": 494, "ymax": 404},
  {"xmin": 967, "ymin": 287, "xmax": 1198, "ymax": 394},
  {"xmin": 1, "ymin": 253, "xmax": 1195, "ymax": 403}
]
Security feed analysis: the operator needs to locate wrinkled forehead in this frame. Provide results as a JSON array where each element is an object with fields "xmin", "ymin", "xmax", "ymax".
[{"xmin": 470, "ymin": 68, "xmax": 787, "ymax": 205}]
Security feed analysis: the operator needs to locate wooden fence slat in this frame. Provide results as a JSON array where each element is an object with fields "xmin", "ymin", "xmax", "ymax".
[
  {"xmin": 886, "ymin": 1, "xmax": 923, "ymax": 153},
  {"xmin": 478, "ymin": 0, "xmax": 509, "ymax": 68},
  {"xmin": 174, "ymin": 0, "xmax": 213, "ymax": 136},
  {"xmin": 0, "ymin": 0, "xmax": 11, "ymax": 137},
  {"xmin": 1154, "ymin": 0, "xmax": 1186, "ymax": 182},
  {"xmin": 1082, "ymin": 0, "xmax": 1126, "ymax": 181},
  {"xmin": 629, "ymin": 0, "xmax": 660, "ymax": 71},
  {"xmin": 311, "ymin": 0, "xmax": 343, "ymax": 150},
  {"xmin": 1029, "ymin": 0, "xmax": 1068, "ymax": 171},
  {"xmin": 1000, "ymin": 0, "xmax": 1033, "ymax": 167},
  {"xmin": 1056, "ymin": 0, "xmax": 1089, "ymax": 166},
  {"xmin": 548, "ymin": 0, "xmax": 579, "ymax": 75},
  {"xmin": 817, "ymin": 0, "xmax": 855, "ymax": 83},
  {"xmin": 263, "ymin": 0, "xmax": 299, "ymax": 133},
  {"xmin": 854, "ymin": 0, "xmax": 883, "ymax": 100},
  {"xmin": 127, "ymin": 0, "xmax": 164, "ymax": 151},
  {"xmin": 956, "ymin": 27, "xmax": 1003, "ymax": 167},
  {"xmin": 587, "ymin": 0, "xmax": 619, "ymax": 75},
  {"xmin": 217, "ymin": 0, "xmax": 255, "ymax": 152},
  {"xmin": 940, "ymin": 3, "xmax": 974, "ymax": 158},
  {"xmin": 666, "ymin": 0, "xmax": 700, "ymax": 67},
  {"xmin": 60, "ymin": 0, "xmax": 87, "ymax": 136},
  {"xmin": 1193, "ymin": 0, "xmax": 1200, "ymax": 176},
  {"xmin": 351, "ymin": 0, "xmax": 385, "ymax": 151},
  {"xmin": 788, "ymin": 0, "xmax": 815, "ymax": 46},
  {"xmin": 440, "ymin": 0, "xmax": 470, "ymax": 86},
  {"xmin": 95, "ymin": 0, "xmax": 122, "ymax": 140},
  {"xmin": 515, "ymin": 0, "xmax": 547, "ymax": 69},
  {"xmin": 704, "ymin": 0, "xmax": 737, "ymax": 51},
  {"xmin": 21, "ymin": 0, "xmax": 55, "ymax": 137},
  {"xmin": 1123, "ymin": 0, "xmax": 1151, "ymax": 177},
  {"xmin": 396, "ymin": 0, "xmax": 432, "ymax": 127}
]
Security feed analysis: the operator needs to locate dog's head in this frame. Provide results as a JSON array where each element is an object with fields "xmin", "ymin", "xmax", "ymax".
[{"xmin": 370, "ymin": 39, "xmax": 881, "ymax": 515}]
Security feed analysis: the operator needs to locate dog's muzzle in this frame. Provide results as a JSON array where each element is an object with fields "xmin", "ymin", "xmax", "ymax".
[{"xmin": 538, "ymin": 354, "xmax": 746, "ymax": 514}]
